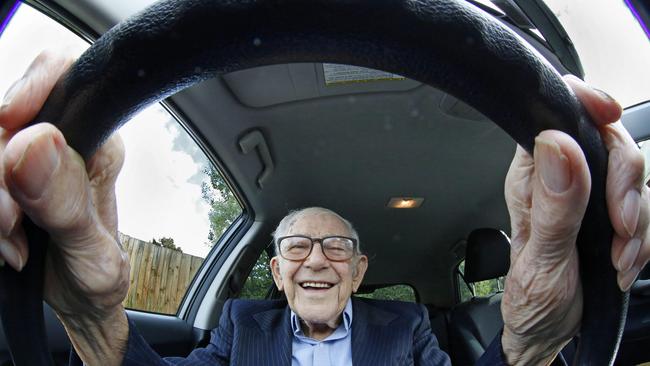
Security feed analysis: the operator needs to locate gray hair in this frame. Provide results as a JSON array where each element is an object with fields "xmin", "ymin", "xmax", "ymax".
[{"xmin": 272, "ymin": 207, "xmax": 362, "ymax": 255}]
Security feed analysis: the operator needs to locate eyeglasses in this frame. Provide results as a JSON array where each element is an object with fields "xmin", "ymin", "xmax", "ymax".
[{"xmin": 276, "ymin": 235, "xmax": 357, "ymax": 262}]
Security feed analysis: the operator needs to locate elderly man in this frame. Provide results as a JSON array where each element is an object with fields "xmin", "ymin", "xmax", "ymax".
[{"xmin": 0, "ymin": 51, "xmax": 649, "ymax": 365}]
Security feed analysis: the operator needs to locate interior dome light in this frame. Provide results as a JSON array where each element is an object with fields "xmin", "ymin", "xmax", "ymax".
[{"xmin": 387, "ymin": 197, "xmax": 424, "ymax": 209}]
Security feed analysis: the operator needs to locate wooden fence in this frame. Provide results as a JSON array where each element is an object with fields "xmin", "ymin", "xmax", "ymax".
[{"xmin": 119, "ymin": 233, "xmax": 205, "ymax": 314}]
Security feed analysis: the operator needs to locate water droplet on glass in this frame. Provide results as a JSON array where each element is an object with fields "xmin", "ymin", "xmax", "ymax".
[
  {"xmin": 137, "ymin": 69, "xmax": 146, "ymax": 77},
  {"xmin": 253, "ymin": 37, "xmax": 262, "ymax": 46},
  {"xmin": 383, "ymin": 115, "xmax": 393, "ymax": 130},
  {"xmin": 410, "ymin": 109, "xmax": 419, "ymax": 118}
]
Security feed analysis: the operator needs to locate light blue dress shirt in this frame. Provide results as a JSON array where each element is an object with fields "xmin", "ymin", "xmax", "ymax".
[{"xmin": 290, "ymin": 298, "xmax": 353, "ymax": 366}]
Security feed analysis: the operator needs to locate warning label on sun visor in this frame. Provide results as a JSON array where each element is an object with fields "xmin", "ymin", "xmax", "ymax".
[{"xmin": 323, "ymin": 63, "xmax": 405, "ymax": 85}]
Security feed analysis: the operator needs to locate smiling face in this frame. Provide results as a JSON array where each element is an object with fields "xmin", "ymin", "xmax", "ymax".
[{"xmin": 270, "ymin": 209, "xmax": 368, "ymax": 332}]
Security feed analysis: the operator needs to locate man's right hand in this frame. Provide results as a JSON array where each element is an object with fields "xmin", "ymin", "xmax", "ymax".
[{"xmin": 0, "ymin": 50, "xmax": 130, "ymax": 365}]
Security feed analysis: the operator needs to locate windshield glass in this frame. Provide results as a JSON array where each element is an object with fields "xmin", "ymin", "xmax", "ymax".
[
  {"xmin": 542, "ymin": 0, "xmax": 649, "ymax": 107},
  {"xmin": 475, "ymin": 0, "xmax": 649, "ymax": 108}
]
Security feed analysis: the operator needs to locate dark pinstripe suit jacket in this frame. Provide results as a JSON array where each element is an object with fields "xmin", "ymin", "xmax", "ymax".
[{"xmin": 71, "ymin": 297, "xmax": 510, "ymax": 365}]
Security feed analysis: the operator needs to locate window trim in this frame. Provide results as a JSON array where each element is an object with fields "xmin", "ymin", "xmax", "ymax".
[
  {"xmin": 24, "ymin": 0, "xmax": 99, "ymax": 42},
  {"xmin": 0, "ymin": 1, "xmax": 21, "ymax": 37},
  {"xmin": 178, "ymin": 211, "xmax": 252, "ymax": 321},
  {"xmin": 191, "ymin": 218, "xmax": 261, "ymax": 329},
  {"xmin": 622, "ymin": 100, "xmax": 650, "ymax": 143}
]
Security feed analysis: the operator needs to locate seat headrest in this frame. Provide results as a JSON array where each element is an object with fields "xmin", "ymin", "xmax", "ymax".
[{"xmin": 463, "ymin": 228, "xmax": 511, "ymax": 283}]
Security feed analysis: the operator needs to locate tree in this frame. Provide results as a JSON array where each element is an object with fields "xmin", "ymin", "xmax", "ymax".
[
  {"xmin": 201, "ymin": 166, "xmax": 242, "ymax": 245},
  {"xmin": 457, "ymin": 260, "xmax": 503, "ymax": 301},
  {"xmin": 201, "ymin": 166, "xmax": 269, "ymax": 298},
  {"xmin": 151, "ymin": 237, "xmax": 183, "ymax": 252},
  {"xmin": 473, "ymin": 278, "xmax": 501, "ymax": 297},
  {"xmin": 239, "ymin": 251, "xmax": 274, "ymax": 299},
  {"xmin": 356, "ymin": 285, "xmax": 416, "ymax": 302}
]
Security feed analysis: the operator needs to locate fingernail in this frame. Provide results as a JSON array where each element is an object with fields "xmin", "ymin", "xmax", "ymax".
[
  {"xmin": 593, "ymin": 87, "xmax": 623, "ymax": 119},
  {"xmin": 536, "ymin": 137, "xmax": 571, "ymax": 193},
  {"xmin": 618, "ymin": 265, "xmax": 640, "ymax": 292},
  {"xmin": 0, "ymin": 189, "xmax": 17, "ymax": 236},
  {"xmin": 1, "ymin": 77, "xmax": 25, "ymax": 111},
  {"xmin": 622, "ymin": 190, "xmax": 640, "ymax": 238},
  {"xmin": 11, "ymin": 135, "xmax": 61, "ymax": 200},
  {"xmin": 593, "ymin": 87, "xmax": 617, "ymax": 104},
  {"xmin": 617, "ymin": 238, "xmax": 641, "ymax": 272},
  {"xmin": 0, "ymin": 240, "xmax": 23, "ymax": 271}
]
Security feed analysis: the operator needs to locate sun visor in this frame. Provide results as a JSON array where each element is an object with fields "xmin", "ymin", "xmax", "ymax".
[{"xmin": 222, "ymin": 63, "xmax": 420, "ymax": 107}]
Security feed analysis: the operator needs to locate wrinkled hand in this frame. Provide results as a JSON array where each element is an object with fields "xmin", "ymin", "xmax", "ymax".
[
  {"xmin": 0, "ymin": 50, "xmax": 130, "ymax": 320},
  {"xmin": 501, "ymin": 75, "xmax": 650, "ymax": 364}
]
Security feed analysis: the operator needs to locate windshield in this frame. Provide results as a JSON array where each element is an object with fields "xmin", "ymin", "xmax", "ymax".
[
  {"xmin": 544, "ymin": 0, "xmax": 650, "ymax": 107},
  {"xmin": 480, "ymin": 0, "xmax": 650, "ymax": 108}
]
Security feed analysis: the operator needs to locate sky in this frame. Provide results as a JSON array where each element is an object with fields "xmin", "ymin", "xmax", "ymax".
[
  {"xmin": 544, "ymin": 0, "xmax": 650, "ymax": 107},
  {"xmin": 0, "ymin": 4, "xmax": 215, "ymax": 258},
  {"xmin": 0, "ymin": 1, "xmax": 648, "ymax": 257}
]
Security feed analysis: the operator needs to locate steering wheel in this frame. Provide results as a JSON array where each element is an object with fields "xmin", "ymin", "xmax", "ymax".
[{"xmin": 0, "ymin": 0, "xmax": 627, "ymax": 364}]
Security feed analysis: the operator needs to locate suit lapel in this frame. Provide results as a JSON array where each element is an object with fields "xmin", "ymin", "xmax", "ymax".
[
  {"xmin": 250, "ymin": 299, "xmax": 400, "ymax": 365},
  {"xmin": 253, "ymin": 304, "xmax": 292, "ymax": 365},
  {"xmin": 351, "ymin": 298, "xmax": 399, "ymax": 365}
]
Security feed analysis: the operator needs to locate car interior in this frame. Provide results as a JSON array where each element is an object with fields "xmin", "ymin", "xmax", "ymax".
[{"xmin": 0, "ymin": 0, "xmax": 649, "ymax": 365}]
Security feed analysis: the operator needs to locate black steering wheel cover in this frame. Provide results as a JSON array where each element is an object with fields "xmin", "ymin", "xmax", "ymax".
[{"xmin": 0, "ymin": 0, "xmax": 626, "ymax": 364}]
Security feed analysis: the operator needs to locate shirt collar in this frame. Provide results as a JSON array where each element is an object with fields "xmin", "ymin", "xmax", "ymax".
[{"xmin": 290, "ymin": 298, "xmax": 353, "ymax": 337}]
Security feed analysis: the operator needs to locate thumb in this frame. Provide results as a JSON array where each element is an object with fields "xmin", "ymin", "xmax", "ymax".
[
  {"xmin": 529, "ymin": 130, "xmax": 591, "ymax": 258},
  {"xmin": 3, "ymin": 123, "xmax": 100, "ymax": 245}
]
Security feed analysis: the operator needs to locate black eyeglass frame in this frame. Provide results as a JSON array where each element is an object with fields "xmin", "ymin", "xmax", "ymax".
[{"xmin": 276, "ymin": 235, "xmax": 358, "ymax": 262}]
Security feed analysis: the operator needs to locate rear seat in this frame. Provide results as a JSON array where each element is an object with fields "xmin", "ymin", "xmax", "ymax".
[
  {"xmin": 446, "ymin": 228, "xmax": 575, "ymax": 365},
  {"xmin": 448, "ymin": 228, "xmax": 510, "ymax": 365}
]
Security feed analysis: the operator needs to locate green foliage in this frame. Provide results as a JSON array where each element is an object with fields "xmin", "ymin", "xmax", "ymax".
[
  {"xmin": 151, "ymin": 237, "xmax": 182, "ymax": 252},
  {"xmin": 457, "ymin": 260, "xmax": 504, "ymax": 302},
  {"xmin": 240, "ymin": 251, "xmax": 274, "ymax": 299},
  {"xmin": 355, "ymin": 285, "xmax": 416, "ymax": 302},
  {"xmin": 473, "ymin": 278, "xmax": 504, "ymax": 297},
  {"xmin": 201, "ymin": 166, "xmax": 242, "ymax": 244},
  {"xmin": 201, "ymin": 165, "xmax": 265, "ymax": 297}
]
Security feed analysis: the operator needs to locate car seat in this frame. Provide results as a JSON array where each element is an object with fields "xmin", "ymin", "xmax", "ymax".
[{"xmin": 447, "ymin": 228, "xmax": 510, "ymax": 365}]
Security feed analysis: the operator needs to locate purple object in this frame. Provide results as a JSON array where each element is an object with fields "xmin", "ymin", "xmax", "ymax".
[
  {"xmin": 625, "ymin": 0, "xmax": 650, "ymax": 39},
  {"xmin": 0, "ymin": 1, "xmax": 20, "ymax": 37}
]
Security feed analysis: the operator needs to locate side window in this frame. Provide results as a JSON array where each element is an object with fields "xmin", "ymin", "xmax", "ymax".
[
  {"xmin": 118, "ymin": 115, "xmax": 241, "ymax": 315},
  {"xmin": 457, "ymin": 260, "xmax": 505, "ymax": 302},
  {"xmin": 356, "ymin": 285, "xmax": 417, "ymax": 302},
  {"xmin": 0, "ymin": 4, "xmax": 242, "ymax": 315},
  {"xmin": 239, "ymin": 251, "xmax": 274, "ymax": 299}
]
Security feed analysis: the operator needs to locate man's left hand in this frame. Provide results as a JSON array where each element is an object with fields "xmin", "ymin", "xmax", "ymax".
[{"xmin": 501, "ymin": 75, "xmax": 650, "ymax": 365}]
